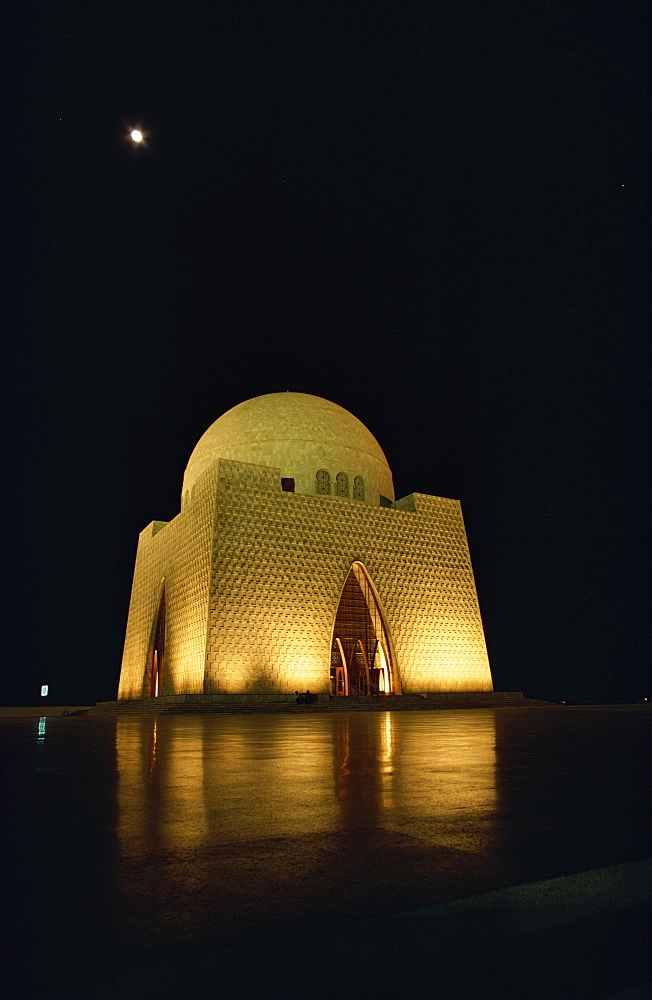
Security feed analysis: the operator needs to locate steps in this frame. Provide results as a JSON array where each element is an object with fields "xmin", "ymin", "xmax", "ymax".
[
  {"xmin": 93, "ymin": 699, "xmax": 158, "ymax": 715},
  {"xmin": 326, "ymin": 695, "xmax": 430, "ymax": 711},
  {"xmin": 92, "ymin": 692, "xmax": 551, "ymax": 715}
]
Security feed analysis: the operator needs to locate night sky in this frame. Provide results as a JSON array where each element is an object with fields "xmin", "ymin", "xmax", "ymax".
[{"xmin": 3, "ymin": 3, "xmax": 647, "ymax": 705}]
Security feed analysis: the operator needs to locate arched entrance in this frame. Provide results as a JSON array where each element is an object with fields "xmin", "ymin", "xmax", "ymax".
[
  {"xmin": 330, "ymin": 563, "xmax": 397, "ymax": 696},
  {"xmin": 148, "ymin": 584, "xmax": 166, "ymax": 698}
]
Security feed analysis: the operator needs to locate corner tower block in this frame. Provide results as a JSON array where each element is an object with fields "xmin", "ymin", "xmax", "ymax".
[{"xmin": 117, "ymin": 392, "xmax": 493, "ymax": 700}]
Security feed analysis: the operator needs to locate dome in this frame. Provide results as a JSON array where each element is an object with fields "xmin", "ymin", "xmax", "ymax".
[{"xmin": 182, "ymin": 392, "xmax": 394, "ymax": 506}]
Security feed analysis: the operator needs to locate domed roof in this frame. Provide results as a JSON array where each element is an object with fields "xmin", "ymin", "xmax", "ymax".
[{"xmin": 182, "ymin": 392, "xmax": 394, "ymax": 506}]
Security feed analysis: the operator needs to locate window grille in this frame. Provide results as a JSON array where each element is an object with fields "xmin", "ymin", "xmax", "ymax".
[
  {"xmin": 316, "ymin": 469, "xmax": 331, "ymax": 495},
  {"xmin": 353, "ymin": 476, "xmax": 366, "ymax": 501},
  {"xmin": 335, "ymin": 472, "xmax": 349, "ymax": 497}
]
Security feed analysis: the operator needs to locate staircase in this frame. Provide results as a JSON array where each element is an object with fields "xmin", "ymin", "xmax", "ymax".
[
  {"xmin": 326, "ymin": 695, "xmax": 431, "ymax": 711},
  {"xmin": 93, "ymin": 699, "xmax": 158, "ymax": 715},
  {"xmin": 92, "ymin": 692, "xmax": 550, "ymax": 715}
]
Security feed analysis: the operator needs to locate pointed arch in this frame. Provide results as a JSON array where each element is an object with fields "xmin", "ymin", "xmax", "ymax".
[
  {"xmin": 330, "ymin": 562, "xmax": 399, "ymax": 696},
  {"xmin": 331, "ymin": 636, "xmax": 349, "ymax": 696},
  {"xmin": 353, "ymin": 638, "xmax": 371, "ymax": 696},
  {"xmin": 145, "ymin": 580, "xmax": 166, "ymax": 698},
  {"xmin": 373, "ymin": 640, "xmax": 391, "ymax": 693}
]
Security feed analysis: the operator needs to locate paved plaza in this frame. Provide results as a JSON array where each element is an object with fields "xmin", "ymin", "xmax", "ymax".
[{"xmin": 2, "ymin": 707, "xmax": 650, "ymax": 998}]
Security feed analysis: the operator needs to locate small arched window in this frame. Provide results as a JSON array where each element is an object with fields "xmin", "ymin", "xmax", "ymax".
[
  {"xmin": 183, "ymin": 490, "xmax": 190, "ymax": 508},
  {"xmin": 316, "ymin": 469, "xmax": 331, "ymax": 495},
  {"xmin": 335, "ymin": 472, "xmax": 350, "ymax": 497},
  {"xmin": 353, "ymin": 476, "xmax": 366, "ymax": 501}
]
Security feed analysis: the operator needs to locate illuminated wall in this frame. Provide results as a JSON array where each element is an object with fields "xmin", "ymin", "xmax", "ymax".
[
  {"xmin": 118, "ymin": 455, "xmax": 493, "ymax": 697},
  {"xmin": 118, "ymin": 465, "xmax": 218, "ymax": 699}
]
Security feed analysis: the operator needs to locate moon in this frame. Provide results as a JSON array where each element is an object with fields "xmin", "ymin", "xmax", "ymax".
[{"xmin": 130, "ymin": 129, "xmax": 143, "ymax": 143}]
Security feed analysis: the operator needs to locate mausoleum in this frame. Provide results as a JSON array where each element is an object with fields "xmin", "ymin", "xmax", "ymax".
[{"xmin": 117, "ymin": 392, "xmax": 493, "ymax": 701}]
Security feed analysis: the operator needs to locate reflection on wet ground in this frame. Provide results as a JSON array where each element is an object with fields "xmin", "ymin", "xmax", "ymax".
[
  {"xmin": 113, "ymin": 711, "xmax": 501, "ymax": 941},
  {"xmin": 2, "ymin": 708, "xmax": 650, "ymax": 996}
]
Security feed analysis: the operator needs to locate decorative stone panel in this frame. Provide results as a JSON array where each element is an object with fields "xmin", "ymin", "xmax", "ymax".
[
  {"xmin": 117, "ymin": 466, "xmax": 218, "ymax": 699},
  {"xmin": 119, "ymin": 457, "xmax": 492, "ymax": 699}
]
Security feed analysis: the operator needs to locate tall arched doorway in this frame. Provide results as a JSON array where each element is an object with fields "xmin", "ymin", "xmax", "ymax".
[
  {"xmin": 148, "ymin": 584, "xmax": 166, "ymax": 698},
  {"xmin": 330, "ymin": 563, "xmax": 398, "ymax": 696}
]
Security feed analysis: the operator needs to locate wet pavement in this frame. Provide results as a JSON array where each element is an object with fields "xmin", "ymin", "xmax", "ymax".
[{"xmin": 1, "ymin": 707, "xmax": 650, "ymax": 998}]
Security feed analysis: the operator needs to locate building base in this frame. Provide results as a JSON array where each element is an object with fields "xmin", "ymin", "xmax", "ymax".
[{"xmin": 94, "ymin": 691, "xmax": 549, "ymax": 714}]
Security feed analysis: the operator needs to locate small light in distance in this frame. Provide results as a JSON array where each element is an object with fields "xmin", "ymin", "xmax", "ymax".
[
  {"xmin": 41, "ymin": 685, "xmax": 48, "ymax": 697},
  {"xmin": 130, "ymin": 129, "xmax": 143, "ymax": 143}
]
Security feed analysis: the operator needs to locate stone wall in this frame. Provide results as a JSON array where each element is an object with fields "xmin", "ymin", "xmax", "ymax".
[
  {"xmin": 117, "ymin": 466, "xmax": 217, "ymax": 699},
  {"xmin": 202, "ymin": 459, "xmax": 492, "ymax": 695},
  {"xmin": 118, "ymin": 457, "xmax": 493, "ymax": 698}
]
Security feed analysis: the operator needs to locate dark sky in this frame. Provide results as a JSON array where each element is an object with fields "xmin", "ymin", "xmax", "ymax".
[{"xmin": 2, "ymin": 2, "xmax": 647, "ymax": 705}]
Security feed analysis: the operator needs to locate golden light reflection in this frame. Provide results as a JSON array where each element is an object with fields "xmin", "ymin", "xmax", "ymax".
[
  {"xmin": 331, "ymin": 713, "xmax": 398, "ymax": 825},
  {"xmin": 116, "ymin": 716, "xmax": 342, "ymax": 854},
  {"xmin": 115, "ymin": 711, "xmax": 498, "ymax": 917},
  {"xmin": 149, "ymin": 716, "xmax": 157, "ymax": 775},
  {"xmin": 384, "ymin": 710, "xmax": 497, "ymax": 854},
  {"xmin": 116, "ymin": 716, "xmax": 208, "ymax": 852}
]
